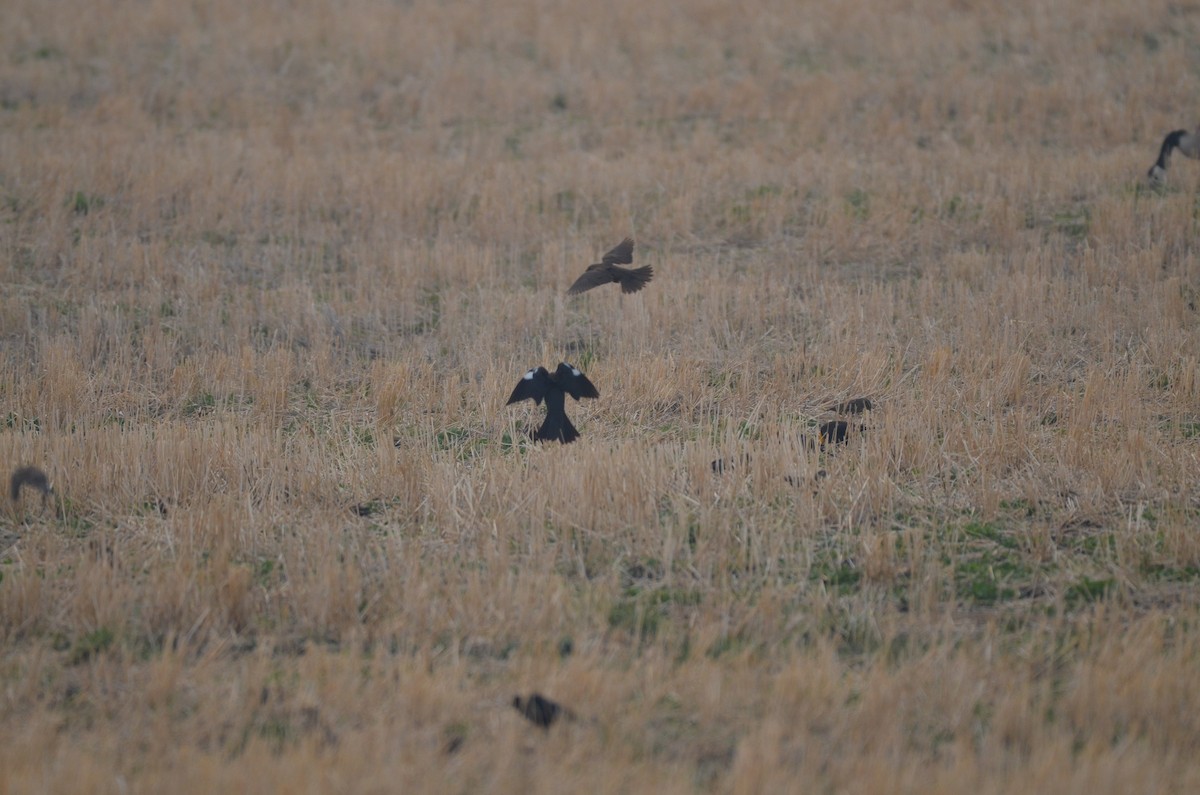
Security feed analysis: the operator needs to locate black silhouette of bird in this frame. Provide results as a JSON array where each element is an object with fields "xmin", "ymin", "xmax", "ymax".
[
  {"xmin": 512, "ymin": 693, "xmax": 573, "ymax": 729},
  {"xmin": 506, "ymin": 362, "xmax": 599, "ymax": 444},
  {"xmin": 817, "ymin": 420, "xmax": 860, "ymax": 448},
  {"xmin": 567, "ymin": 238, "xmax": 653, "ymax": 295},
  {"xmin": 1148, "ymin": 127, "xmax": 1200, "ymax": 184},
  {"xmin": 10, "ymin": 466, "xmax": 52, "ymax": 503}
]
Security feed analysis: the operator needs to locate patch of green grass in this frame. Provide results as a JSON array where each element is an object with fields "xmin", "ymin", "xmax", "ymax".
[
  {"xmin": 1178, "ymin": 421, "xmax": 1200, "ymax": 439},
  {"xmin": 1140, "ymin": 563, "xmax": 1200, "ymax": 582},
  {"xmin": 410, "ymin": 288, "xmax": 442, "ymax": 335},
  {"xmin": 608, "ymin": 587, "xmax": 701, "ymax": 643},
  {"xmin": 351, "ymin": 425, "xmax": 375, "ymax": 447},
  {"xmin": 574, "ymin": 347, "xmax": 597, "ymax": 373},
  {"xmin": 963, "ymin": 521, "xmax": 1020, "ymax": 549},
  {"xmin": 706, "ymin": 631, "xmax": 751, "ymax": 659},
  {"xmin": 183, "ymin": 391, "xmax": 217, "ymax": 417},
  {"xmin": 735, "ymin": 420, "xmax": 759, "ymax": 440},
  {"xmin": 955, "ymin": 552, "xmax": 1024, "ymax": 605},
  {"xmin": 435, "ymin": 425, "xmax": 471, "ymax": 451},
  {"xmin": 59, "ymin": 505, "xmax": 96, "ymax": 538},
  {"xmin": 1052, "ymin": 206, "xmax": 1089, "ymax": 239},
  {"xmin": 999, "ymin": 498, "xmax": 1037, "ymax": 518},
  {"xmin": 201, "ymin": 229, "xmax": 237, "ymax": 248},
  {"xmin": 255, "ymin": 559, "xmax": 277, "ymax": 586},
  {"xmin": 726, "ymin": 203, "xmax": 752, "ymax": 226},
  {"xmin": 846, "ymin": 188, "xmax": 870, "ymax": 220},
  {"xmin": 1066, "ymin": 577, "xmax": 1115, "ymax": 606},
  {"xmin": 811, "ymin": 559, "xmax": 861, "ymax": 595},
  {"xmin": 940, "ymin": 195, "xmax": 982, "ymax": 221},
  {"xmin": 708, "ymin": 371, "xmax": 738, "ymax": 390},
  {"xmin": 5, "ymin": 412, "xmax": 42, "ymax": 431},
  {"xmin": 1074, "ymin": 531, "xmax": 1115, "ymax": 555},
  {"xmin": 70, "ymin": 627, "xmax": 115, "ymax": 665},
  {"xmin": 498, "ymin": 430, "xmax": 531, "ymax": 454}
]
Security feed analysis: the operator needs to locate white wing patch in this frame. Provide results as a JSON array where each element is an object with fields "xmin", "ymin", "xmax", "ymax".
[
  {"xmin": 523, "ymin": 370, "xmax": 536, "ymax": 380},
  {"xmin": 570, "ymin": 367, "xmax": 581, "ymax": 376}
]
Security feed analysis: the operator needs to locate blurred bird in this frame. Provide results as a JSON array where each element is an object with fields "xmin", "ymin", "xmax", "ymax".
[
  {"xmin": 566, "ymin": 238, "xmax": 653, "ymax": 295},
  {"xmin": 1148, "ymin": 127, "xmax": 1200, "ymax": 184},
  {"xmin": 512, "ymin": 693, "xmax": 573, "ymax": 729},
  {"xmin": 711, "ymin": 452, "xmax": 752, "ymax": 474},
  {"xmin": 507, "ymin": 362, "xmax": 599, "ymax": 444},
  {"xmin": 10, "ymin": 466, "xmax": 52, "ymax": 504}
]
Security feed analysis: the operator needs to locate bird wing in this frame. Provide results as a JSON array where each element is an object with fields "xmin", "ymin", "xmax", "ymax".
[
  {"xmin": 566, "ymin": 266, "xmax": 614, "ymax": 295},
  {"xmin": 507, "ymin": 367, "xmax": 551, "ymax": 405},
  {"xmin": 600, "ymin": 237, "xmax": 635, "ymax": 265},
  {"xmin": 555, "ymin": 362, "xmax": 600, "ymax": 400}
]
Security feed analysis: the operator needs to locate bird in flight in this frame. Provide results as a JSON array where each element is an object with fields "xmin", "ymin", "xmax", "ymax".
[
  {"xmin": 1148, "ymin": 126, "xmax": 1200, "ymax": 184},
  {"xmin": 566, "ymin": 238, "xmax": 653, "ymax": 295},
  {"xmin": 506, "ymin": 362, "xmax": 599, "ymax": 443}
]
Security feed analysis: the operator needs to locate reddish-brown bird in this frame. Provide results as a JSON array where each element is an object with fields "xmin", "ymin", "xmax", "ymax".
[{"xmin": 567, "ymin": 238, "xmax": 653, "ymax": 295}]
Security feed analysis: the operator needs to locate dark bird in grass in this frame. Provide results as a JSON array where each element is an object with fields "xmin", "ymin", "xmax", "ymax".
[
  {"xmin": 711, "ymin": 452, "xmax": 752, "ymax": 474},
  {"xmin": 566, "ymin": 238, "xmax": 653, "ymax": 295},
  {"xmin": 351, "ymin": 500, "xmax": 382, "ymax": 517},
  {"xmin": 507, "ymin": 362, "xmax": 599, "ymax": 444},
  {"xmin": 817, "ymin": 420, "xmax": 860, "ymax": 449},
  {"xmin": 512, "ymin": 693, "xmax": 573, "ymax": 729},
  {"xmin": 10, "ymin": 466, "xmax": 53, "ymax": 504},
  {"xmin": 1149, "ymin": 127, "xmax": 1200, "ymax": 184},
  {"xmin": 826, "ymin": 397, "xmax": 873, "ymax": 415},
  {"xmin": 711, "ymin": 422, "xmax": 864, "ymax": 473}
]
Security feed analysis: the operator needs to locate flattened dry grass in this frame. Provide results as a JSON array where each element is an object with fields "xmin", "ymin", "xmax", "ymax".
[{"xmin": 3, "ymin": 0, "xmax": 1200, "ymax": 791}]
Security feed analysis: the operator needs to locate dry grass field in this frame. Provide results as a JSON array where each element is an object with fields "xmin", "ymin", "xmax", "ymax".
[{"xmin": 3, "ymin": 0, "xmax": 1200, "ymax": 791}]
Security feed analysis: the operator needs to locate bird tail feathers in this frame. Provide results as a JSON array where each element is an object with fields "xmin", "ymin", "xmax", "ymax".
[
  {"xmin": 537, "ymin": 413, "xmax": 580, "ymax": 443},
  {"xmin": 620, "ymin": 265, "xmax": 654, "ymax": 294}
]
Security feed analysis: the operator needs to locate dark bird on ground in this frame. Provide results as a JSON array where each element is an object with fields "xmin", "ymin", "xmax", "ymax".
[
  {"xmin": 351, "ymin": 500, "xmax": 381, "ymax": 517},
  {"xmin": 1149, "ymin": 127, "xmax": 1200, "ymax": 184},
  {"xmin": 711, "ymin": 422, "xmax": 865, "ymax": 473},
  {"xmin": 711, "ymin": 452, "xmax": 752, "ymax": 474},
  {"xmin": 506, "ymin": 362, "xmax": 599, "ymax": 444},
  {"xmin": 826, "ymin": 397, "xmax": 873, "ymax": 415},
  {"xmin": 10, "ymin": 466, "xmax": 52, "ymax": 503},
  {"xmin": 512, "ymin": 693, "xmax": 573, "ymax": 729},
  {"xmin": 566, "ymin": 238, "xmax": 653, "ymax": 295},
  {"xmin": 817, "ymin": 420, "xmax": 861, "ymax": 449}
]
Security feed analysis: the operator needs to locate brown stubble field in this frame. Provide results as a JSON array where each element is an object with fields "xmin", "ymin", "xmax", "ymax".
[{"xmin": 3, "ymin": 0, "xmax": 1200, "ymax": 791}]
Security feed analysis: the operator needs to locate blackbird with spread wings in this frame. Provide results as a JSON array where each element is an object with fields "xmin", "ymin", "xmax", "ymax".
[
  {"xmin": 506, "ymin": 362, "xmax": 600, "ymax": 443},
  {"xmin": 566, "ymin": 238, "xmax": 653, "ymax": 295}
]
